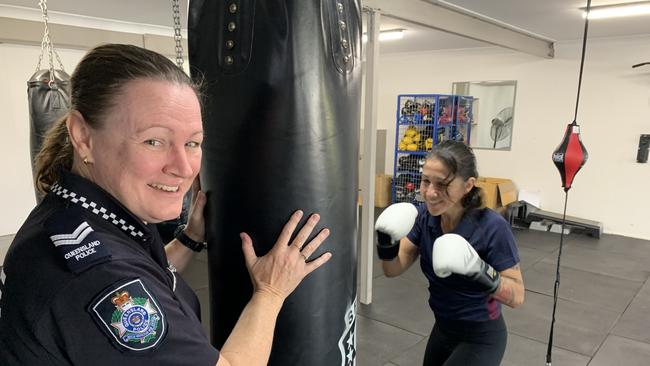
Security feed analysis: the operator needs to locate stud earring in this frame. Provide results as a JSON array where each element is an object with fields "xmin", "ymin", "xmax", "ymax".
[{"xmin": 83, "ymin": 157, "xmax": 89, "ymax": 165}]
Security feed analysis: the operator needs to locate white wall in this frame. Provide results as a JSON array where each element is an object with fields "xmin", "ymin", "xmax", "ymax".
[
  {"xmin": 0, "ymin": 43, "xmax": 86, "ymax": 236},
  {"xmin": 377, "ymin": 36, "xmax": 650, "ymax": 239}
]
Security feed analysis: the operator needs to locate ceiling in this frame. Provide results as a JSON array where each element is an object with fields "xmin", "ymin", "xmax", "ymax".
[
  {"xmin": 1, "ymin": 0, "xmax": 649, "ymax": 54},
  {"xmin": 370, "ymin": 0, "xmax": 650, "ymax": 54}
]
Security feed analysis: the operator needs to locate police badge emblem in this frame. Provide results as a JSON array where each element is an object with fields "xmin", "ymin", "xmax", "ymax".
[{"xmin": 90, "ymin": 279, "xmax": 166, "ymax": 351}]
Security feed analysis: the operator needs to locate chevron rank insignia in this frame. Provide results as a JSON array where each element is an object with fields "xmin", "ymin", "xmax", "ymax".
[
  {"xmin": 46, "ymin": 217, "xmax": 111, "ymax": 274},
  {"xmin": 90, "ymin": 279, "xmax": 166, "ymax": 351}
]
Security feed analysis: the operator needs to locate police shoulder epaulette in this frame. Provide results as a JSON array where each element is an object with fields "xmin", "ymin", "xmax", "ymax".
[{"xmin": 45, "ymin": 213, "xmax": 112, "ymax": 274}]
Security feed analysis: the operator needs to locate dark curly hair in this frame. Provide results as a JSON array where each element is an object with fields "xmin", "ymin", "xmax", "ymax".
[{"xmin": 425, "ymin": 140, "xmax": 483, "ymax": 211}]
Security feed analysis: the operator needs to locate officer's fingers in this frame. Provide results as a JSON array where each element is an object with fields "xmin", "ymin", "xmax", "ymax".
[
  {"xmin": 304, "ymin": 252, "xmax": 333, "ymax": 276},
  {"xmin": 191, "ymin": 191, "xmax": 206, "ymax": 216},
  {"xmin": 300, "ymin": 228, "xmax": 330, "ymax": 259},
  {"xmin": 187, "ymin": 191, "xmax": 206, "ymax": 231},
  {"xmin": 240, "ymin": 232, "xmax": 258, "ymax": 269},
  {"xmin": 290, "ymin": 214, "xmax": 320, "ymax": 249},
  {"xmin": 191, "ymin": 177, "xmax": 202, "ymax": 202},
  {"xmin": 275, "ymin": 210, "xmax": 304, "ymax": 250}
]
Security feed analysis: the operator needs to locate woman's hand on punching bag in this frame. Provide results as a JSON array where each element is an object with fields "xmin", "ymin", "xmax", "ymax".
[
  {"xmin": 184, "ymin": 178, "xmax": 206, "ymax": 243},
  {"xmin": 165, "ymin": 179, "xmax": 207, "ymax": 273},
  {"xmin": 240, "ymin": 210, "xmax": 332, "ymax": 302}
]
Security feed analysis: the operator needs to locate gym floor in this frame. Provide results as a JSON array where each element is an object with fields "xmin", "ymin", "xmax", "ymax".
[
  {"xmin": 351, "ymin": 228, "xmax": 650, "ymax": 366},
  {"xmin": 2, "ymin": 211, "xmax": 649, "ymax": 366}
]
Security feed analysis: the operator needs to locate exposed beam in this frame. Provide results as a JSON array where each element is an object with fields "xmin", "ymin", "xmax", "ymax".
[
  {"xmin": 363, "ymin": 0, "xmax": 555, "ymax": 58},
  {"xmin": 0, "ymin": 17, "xmax": 188, "ymax": 58},
  {"xmin": 0, "ymin": 17, "xmax": 142, "ymax": 50}
]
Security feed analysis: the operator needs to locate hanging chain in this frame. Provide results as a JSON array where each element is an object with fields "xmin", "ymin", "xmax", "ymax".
[
  {"xmin": 171, "ymin": 0, "xmax": 184, "ymax": 69},
  {"xmin": 36, "ymin": 0, "xmax": 53, "ymax": 74},
  {"xmin": 37, "ymin": 0, "xmax": 65, "ymax": 86}
]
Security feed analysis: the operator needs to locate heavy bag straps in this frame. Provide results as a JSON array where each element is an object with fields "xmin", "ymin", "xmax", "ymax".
[
  {"xmin": 36, "ymin": 0, "xmax": 65, "ymax": 86},
  {"xmin": 324, "ymin": 0, "xmax": 358, "ymax": 74}
]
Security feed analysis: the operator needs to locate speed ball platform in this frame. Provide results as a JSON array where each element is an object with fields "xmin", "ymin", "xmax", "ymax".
[{"xmin": 507, "ymin": 201, "xmax": 603, "ymax": 238}]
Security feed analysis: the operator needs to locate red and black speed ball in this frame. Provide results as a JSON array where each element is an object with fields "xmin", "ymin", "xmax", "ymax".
[{"xmin": 552, "ymin": 121, "xmax": 588, "ymax": 191}]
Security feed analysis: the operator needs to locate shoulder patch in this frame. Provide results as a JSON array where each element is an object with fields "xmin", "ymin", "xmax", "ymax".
[
  {"xmin": 89, "ymin": 279, "xmax": 166, "ymax": 351},
  {"xmin": 46, "ymin": 215, "xmax": 111, "ymax": 274}
]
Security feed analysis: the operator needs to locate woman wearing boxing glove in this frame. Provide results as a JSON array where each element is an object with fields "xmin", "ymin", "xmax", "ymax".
[{"xmin": 375, "ymin": 140, "xmax": 524, "ymax": 366}]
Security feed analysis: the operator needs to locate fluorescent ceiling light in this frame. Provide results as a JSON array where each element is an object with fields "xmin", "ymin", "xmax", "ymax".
[
  {"xmin": 362, "ymin": 29, "xmax": 404, "ymax": 43},
  {"xmin": 583, "ymin": 1, "xmax": 650, "ymax": 19}
]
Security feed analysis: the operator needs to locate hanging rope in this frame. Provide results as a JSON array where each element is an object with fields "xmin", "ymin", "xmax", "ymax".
[
  {"xmin": 546, "ymin": 1, "xmax": 592, "ymax": 365},
  {"xmin": 572, "ymin": 0, "xmax": 591, "ymax": 123},
  {"xmin": 545, "ymin": 191, "xmax": 570, "ymax": 366},
  {"xmin": 36, "ymin": 0, "xmax": 65, "ymax": 87},
  {"xmin": 171, "ymin": 0, "xmax": 184, "ymax": 69}
]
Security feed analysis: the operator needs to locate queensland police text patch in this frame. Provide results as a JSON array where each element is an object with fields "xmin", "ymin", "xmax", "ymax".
[
  {"xmin": 90, "ymin": 279, "xmax": 166, "ymax": 351},
  {"xmin": 46, "ymin": 218, "xmax": 111, "ymax": 274}
]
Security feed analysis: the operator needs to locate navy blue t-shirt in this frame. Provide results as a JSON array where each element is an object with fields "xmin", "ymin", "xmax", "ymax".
[{"xmin": 407, "ymin": 205, "xmax": 520, "ymax": 322}]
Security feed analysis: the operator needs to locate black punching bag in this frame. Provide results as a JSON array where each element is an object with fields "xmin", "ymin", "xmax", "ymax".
[
  {"xmin": 188, "ymin": 1, "xmax": 361, "ymax": 365},
  {"xmin": 28, "ymin": 69, "xmax": 71, "ymax": 201}
]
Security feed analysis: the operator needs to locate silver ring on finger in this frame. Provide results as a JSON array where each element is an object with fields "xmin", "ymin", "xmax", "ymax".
[{"xmin": 300, "ymin": 252, "xmax": 308, "ymax": 261}]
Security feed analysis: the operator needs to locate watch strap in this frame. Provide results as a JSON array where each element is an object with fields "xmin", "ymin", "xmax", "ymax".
[{"xmin": 175, "ymin": 226, "xmax": 206, "ymax": 252}]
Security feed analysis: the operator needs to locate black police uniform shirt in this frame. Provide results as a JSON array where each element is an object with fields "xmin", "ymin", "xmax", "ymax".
[
  {"xmin": 0, "ymin": 171, "xmax": 219, "ymax": 365},
  {"xmin": 407, "ymin": 204, "xmax": 520, "ymax": 322}
]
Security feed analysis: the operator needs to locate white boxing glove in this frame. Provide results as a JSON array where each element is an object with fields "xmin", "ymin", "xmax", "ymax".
[
  {"xmin": 374, "ymin": 202, "xmax": 418, "ymax": 260},
  {"xmin": 432, "ymin": 233, "xmax": 500, "ymax": 293},
  {"xmin": 375, "ymin": 202, "xmax": 419, "ymax": 241}
]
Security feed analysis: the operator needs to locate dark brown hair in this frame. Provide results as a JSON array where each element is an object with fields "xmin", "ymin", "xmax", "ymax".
[
  {"xmin": 35, "ymin": 43, "xmax": 201, "ymax": 193},
  {"xmin": 426, "ymin": 140, "xmax": 483, "ymax": 210}
]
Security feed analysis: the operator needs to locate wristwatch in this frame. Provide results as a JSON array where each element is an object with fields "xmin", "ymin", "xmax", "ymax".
[{"xmin": 174, "ymin": 224, "xmax": 207, "ymax": 252}]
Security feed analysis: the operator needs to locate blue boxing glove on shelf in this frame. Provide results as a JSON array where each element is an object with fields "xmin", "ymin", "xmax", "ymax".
[
  {"xmin": 432, "ymin": 233, "xmax": 500, "ymax": 293},
  {"xmin": 374, "ymin": 202, "xmax": 418, "ymax": 260}
]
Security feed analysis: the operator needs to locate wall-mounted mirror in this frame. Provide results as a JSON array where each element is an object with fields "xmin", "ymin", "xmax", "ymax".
[{"xmin": 452, "ymin": 80, "xmax": 517, "ymax": 150}]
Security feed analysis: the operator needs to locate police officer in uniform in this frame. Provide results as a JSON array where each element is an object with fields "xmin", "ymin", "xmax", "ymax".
[
  {"xmin": 0, "ymin": 44, "xmax": 331, "ymax": 366},
  {"xmin": 375, "ymin": 141, "xmax": 525, "ymax": 366}
]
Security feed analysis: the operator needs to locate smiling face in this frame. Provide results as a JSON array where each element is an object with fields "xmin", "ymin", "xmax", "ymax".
[
  {"xmin": 86, "ymin": 79, "xmax": 203, "ymax": 223},
  {"xmin": 419, "ymin": 157, "xmax": 474, "ymax": 217}
]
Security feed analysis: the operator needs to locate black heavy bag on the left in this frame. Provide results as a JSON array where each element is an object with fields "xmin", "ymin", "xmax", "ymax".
[{"xmin": 28, "ymin": 69, "xmax": 70, "ymax": 201}]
